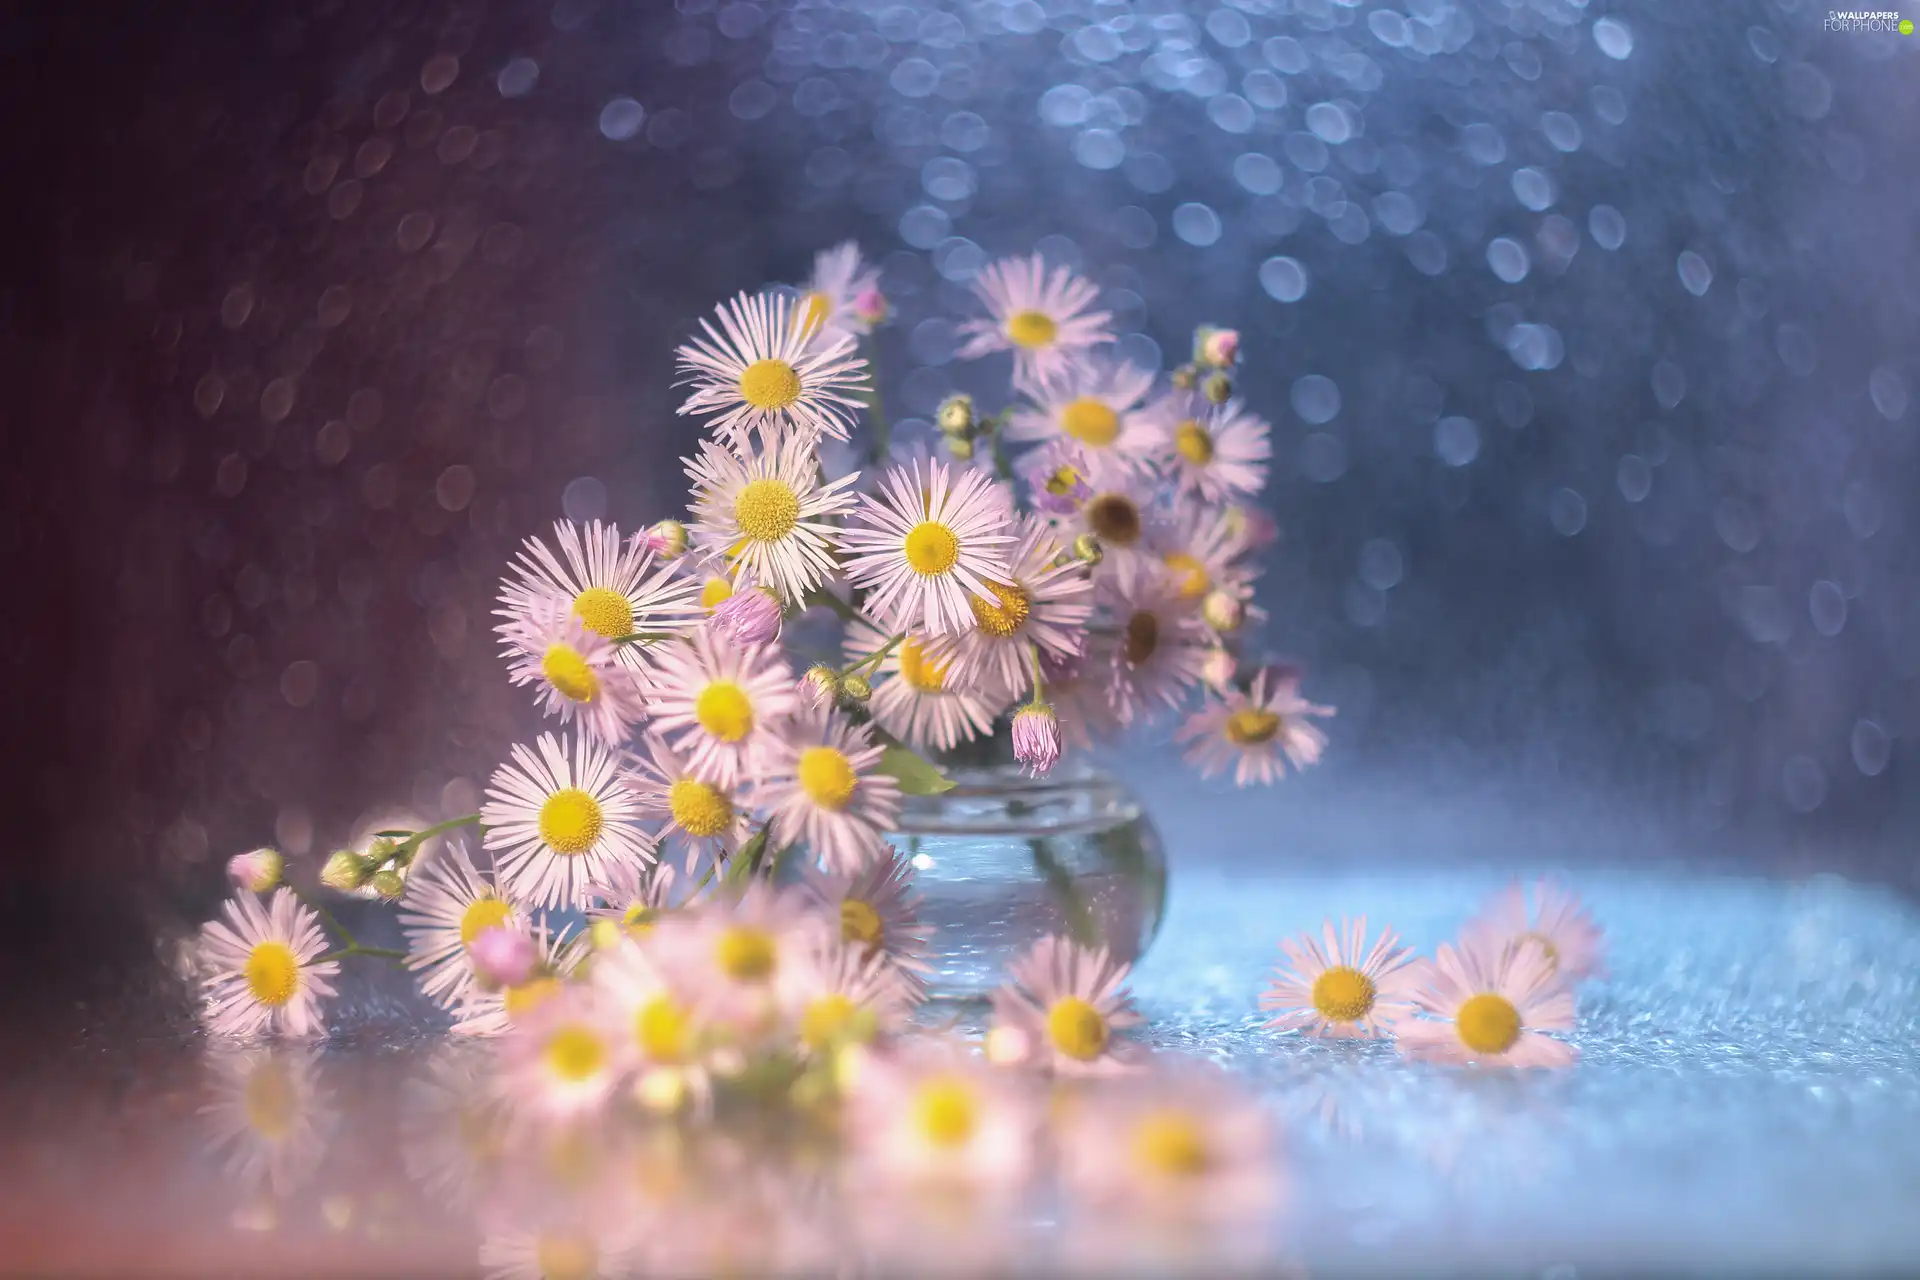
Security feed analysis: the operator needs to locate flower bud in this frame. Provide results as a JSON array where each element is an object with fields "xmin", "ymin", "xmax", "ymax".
[
  {"xmin": 711, "ymin": 584, "xmax": 784, "ymax": 646},
  {"xmin": 853, "ymin": 286, "xmax": 888, "ymax": 327},
  {"xmin": 646, "ymin": 519, "xmax": 688, "ymax": 559},
  {"xmin": 1202, "ymin": 590, "xmax": 1245, "ymax": 633},
  {"xmin": 840, "ymin": 673, "xmax": 872, "ymax": 703},
  {"xmin": 1202, "ymin": 371, "xmax": 1234, "ymax": 405},
  {"xmin": 802, "ymin": 664, "xmax": 841, "ymax": 709},
  {"xmin": 946, "ymin": 435, "xmax": 975, "ymax": 461},
  {"xmin": 469, "ymin": 926, "xmax": 538, "ymax": 989},
  {"xmin": 365, "ymin": 836, "xmax": 400, "ymax": 865},
  {"xmin": 369, "ymin": 869, "xmax": 406, "ymax": 901},
  {"xmin": 1201, "ymin": 647, "xmax": 1237, "ymax": 691},
  {"xmin": 1169, "ymin": 365, "xmax": 1198, "ymax": 391},
  {"xmin": 320, "ymin": 850, "xmax": 371, "ymax": 893},
  {"xmin": 226, "ymin": 848, "xmax": 283, "ymax": 894},
  {"xmin": 1071, "ymin": 533, "xmax": 1104, "ymax": 566},
  {"xmin": 1197, "ymin": 326, "xmax": 1240, "ymax": 368},
  {"xmin": 1224, "ymin": 503, "xmax": 1280, "ymax": 551},
  {"xmin": 936, "ymin": 393, "xmax": 975, "ymax": 436},
  {"xmin": 1011, "ymin": 702, "xmax": 1062, "ymax": 777}
]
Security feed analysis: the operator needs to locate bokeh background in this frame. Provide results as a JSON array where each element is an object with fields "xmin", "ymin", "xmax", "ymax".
[{"xmin": 6, "ymin": 0, "xmax": 1918, "ymax": 1035}]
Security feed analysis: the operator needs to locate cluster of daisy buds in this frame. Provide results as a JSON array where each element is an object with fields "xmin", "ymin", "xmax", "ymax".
[{"xmin": 1169, "ymin": 324, "xmax": 1242, "ymax": 407}]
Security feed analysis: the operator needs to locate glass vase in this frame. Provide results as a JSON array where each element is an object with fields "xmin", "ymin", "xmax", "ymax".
[{"xmin": 890, "ymin": 759, "xmax": 1169, "ymax": 1002}]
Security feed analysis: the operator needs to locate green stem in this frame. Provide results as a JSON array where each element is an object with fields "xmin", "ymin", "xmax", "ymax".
[
  {"xmin": 804, "ymin": 588, "xmax": 864, "ymax": 625},
  {"xmin": 612, "ymin": 631, "xmax": 678, "ymax": 646},
  {"xmin": 862, "ymin": 335, "xmax": 891, "ymax": 464},
  {"xmin": 315, "ymin": 944, "xmax": 408, "ymax": 964},
  {"xmin": 291, "ymin": 882, "xmax": 357, "ymax": 950},
  {"xmin": 1028, "ymin": 838, "xmax": 1100, "ymax": 948},
  {"xmin": 843, "ymin": 633, "xmax": 903, "ymax": 678},
  {"xmin": 1027, "ymin": 641, "xmax": 1046, "ymax": 701}
]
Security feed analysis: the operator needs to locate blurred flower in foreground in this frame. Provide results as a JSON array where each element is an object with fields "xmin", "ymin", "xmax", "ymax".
[
  {"xmin": 990, "ymin": 936, "xmax": 1145, "ymax": 1076},
  {"xmin": 199, "ymin": 1046, "xmax": 335, "ymax": 1198},
  {"xmin": 846, "ymin": 1041, "xmax": 1040, "ymax": 1187},
  {"xmin": 225, "ymin": 847, "xmax": 283, "ymax": 894},
  {"xmin": 1176, "ymin": 666, "xmax": 1335, "ymax": 787}
]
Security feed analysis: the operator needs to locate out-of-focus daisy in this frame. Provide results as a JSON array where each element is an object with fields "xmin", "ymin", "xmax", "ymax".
[
  {"xmin": 1056, "ymin": 1060, "xmax": 1281, "ymax": 1222},
  {"xmin": 198, "ymin": 888, "xmax": 339, "ymax": 1039},
  {"xmin": 709, "ymin": 577, "xmax": 785, "ymax": 646},
  {"xmin": 1259, "ymin": 917, "xmax": 1420, "ymax": 1039},
  {"xmin": 199, "ymin": 1046, "xmax": 336, "ymax": 1196},
  {"xmin": 675, "ymin": 289, "xmax": 869, "ymax": 444},
  {"xmin": 494, "ymin": 985, "xmax": 623, "ymax": 1120},
  {"xmin": 1090, "ymin": 559, "xmax": 1211, "ymax": 727},
  {"xmin": 846, "ymin": 1042, "xmax": 1040, "ymax": 1187},
  {"xmin": 482, "ymin": 731, "xmax": 654, "ymax": 910},
  {"xmin": 590, "ymin": 935, "xmax": 713, "ymax": 1116},
  {"xmin": 1051, "ymin": 469, "xmax": 1160, "ymax": 568},
  {"xmin": 1142, "ymin": 391, "xmax": 1271, "ymax": 503},
  {"xmin": 793, "ymin": 941, "xmax": 911, "ymax": 1059},
  {"xmin": 498, "ymin": 597, "xmax": 648, "ymax": 747},
  {"xmin": 956, "ymin": 253, "xmax": 1113, "ymax": 388},
  {"xmin": 923, "ymin": 514, "xmax": 1092, "ymax": 701},
  {"xmin": 793, "ymin": 240, "xmax": 882, "ymax": 341},
  {"xmin": 649, "ymin": 883, "xmax": 828, "ymax": 1045},
  {"xmin": 480, "ymin": 1221, "xmax": 639, "ymax": 1280},
  {"xmin": 453, "ymin": 920, "xmax": 583, "ymax": 1038},
  {"xmin": 686, "ymin": 432, "xmax": 858, "ymax": 603},
  {"xmin": 621, "ymin": 731, "xmax": 754, "ymax": 873},
  {"xmin": 586, "ymin": 858, "xmax": 678, "ymax": 941},
  {"xmin": 644, "ymin": 625, "xmax": 796, "ymax": 789},
  {"xmin": 990, "ymin": 935, "xmax": 1145, "ymax": 1076},
  {"xmin": 1005, "ymin": 360, "xmax": 1157, "ymax": 474},
  {"xmin": 755, "ymin": 708, "xmax": 901, "ymax": 875},
  {"xmin": 799, "ymin": 846, "xmax": 934, "ymax": 1002},
  {"xmin": 1396, "ymin": 936, "xmax": 1578, "ymax": 1069},
  {"xmin": 399, "ymin": 838, "xmax": 522, "ymax": 1011},
  {"xmin": 840, "ymin": 457, "xmax": 1017, "ymax": 636},
  {"xmin": 1177, "ymin": 666, "xmax": 1335, "ymax": 787},
  {"xmin": 1465, "ymin": 879, "xmax": 1607, "ymax": 986},
  {"xmin": 1148, "ymin": 499, "xmax": 1258, "ymax": 611},
  {"xmin": 497, "ymin": 520, "xmax": 702, "ymax": 663},
  {"xmin": 400, "ymin": 1044, "xmax": 511, "ymax": 1209},
  {"xmin": 846, "ymin": 618, "xmax": 1001, "ymax": 753},
  {"xmin": 1011, "ymin": 702, "xmax": 1063, "ymax": 776}
]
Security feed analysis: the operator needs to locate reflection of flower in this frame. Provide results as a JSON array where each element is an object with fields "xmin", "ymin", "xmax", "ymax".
[
  {"xmin": 400, "ymin": 1043, "xmax": 513, "ymax": 1210},
  {"xmin": 198, "ymin": 1045, "xmax": 336, "ymax": 1198},
  {"xmin": 479, "ymin": 1220, "xmax": 639, "ymax": 1280}
]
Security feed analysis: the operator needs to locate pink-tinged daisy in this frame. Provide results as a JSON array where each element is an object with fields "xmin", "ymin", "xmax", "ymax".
[
  {"xmin": 1177, "ymin": 666, "xmax": 1334, "ymax": 786},
  {"xmin": 1141, "ymin": 391, "xmax": 1272, "ymax": 503},
  {"xmin": 956, "ymin": 252, "xmax": 1114, "ymax": 388},
  {"xmin": 588, "ymin": 934, "xmax": 714, "ymax": 1115},
  {"xmin": 792, "ymin": 941, "xmax": 913, "ymax": 1059},
  {"xmin": 644, "ymin": 625, "xmax": 797, "ymax": 789},
  {"xmin": 1005, "ymin": 359, "xmax": 1158, "ymax": 475},
  {"xmin": 479, "ymin": 1222, "xmax": 640, "ymax": 1280},
  {"xmin": 845, "ymin": 1041, "xmax": 1041, "ymax": 1187},
  {"xmin": 620, "ymin": 731, "xmax": 754, "ymax": 874},
  {"xmin": 685, "ymin": 431, "xmax": 859, "ymax": 603},
  {"xmin": 198, "ymin": 1046, "xmax": 336, "ymax": 1197},
  {"xmin": 1090, "ymin": 559, "xmax": 1211, "ymax": 727},
  {"xmin": 989, "ymin": 935, "xmax": 1146, "ymax": 1076},
  {"xmin": 755, "ymin": 708, "xmax": 902, "ymax": 874},
  {"xmin": 1148, "ymin": 497, "xmax": 1260, "ymax": 613},
  {"xmin": 674, "ymin": 289, "xmax": 869, "ymax": 444},
  {"xmin": 1055, "ymin": 1059, "xmax": 1282, "ymax": 1223},
  {"xmin": 197, "ymin": 888, "xmax": 340, "ymax": 1039},
  {"xmin": 494, "ymin": 985, "xmax": 623, "ymax": 1120},
  {"xmin": 1018, "ymin": 438, "xmax": 1097, "ymax": 516},
  {"xmin": 923, "ymin": 513, "xmax": 1093, "ymax": 701},
  {"xmin": 1051, "ymin": 468, "xmax": 1162, "ymax": 569},
  {"xmin": 399, "ymin": 1045, "xmax": 510, "ymax": 1209},
  {"xmin": 799, "ymin": 846, "xmax": 934, "ymax": 1003},
  {"xmin": 452, "ymin": 920, "xmax": 584, "ymax": 1038},
  {"xmin": 497, "ymin": 520, "xmax": 703, "ymax": 662},
  {"xmin": 586, "ymin": 858, "xmax": 679, "ymax": 940},
  {"xmin": 1465, "ymin": 879, "xmax": 1607, "ymax": 986},
  {"xmin": 793, "ymin": 240, "xmax": 882, "ymax": 341},
  {"xmin": 482, "ymin": 731, "xmax": 655, "ymax": 910},
  {"xmin": 1396, "ymin": 936, "xmax": 1578, "ymax": 1069},
  {"xmin": 846, "ymin": 618, "xmax": 1002, "ymax": 753},
  {"xmin": 498, "ymin": 597, "xmax": 647, "ymax": 748},
  {"xmin": 839, "ymin": 457, "xmax": 1017, "ymax": 637},
  {"xmin": 398, "ymin": 838, "xmax": 523, "ymax": 1011},
  {"xmin": 648, "ymin": 882, "xmax": 829, "ymax": 1046},
  {"xmin": 1259, "ymin": 917, "xmax": 1421, "ymax": 1039}
]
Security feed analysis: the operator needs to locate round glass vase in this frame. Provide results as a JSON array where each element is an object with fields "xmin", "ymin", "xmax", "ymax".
[{"xmin": 889, "ymin": 757, "xmax": 1169, "ymax": 1002}]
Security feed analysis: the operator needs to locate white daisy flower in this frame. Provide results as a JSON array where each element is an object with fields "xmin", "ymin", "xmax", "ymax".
[
  {"xmin": 452, "ymin": 920, "xmax": 584, "ymax": 1038},
  {"xmin": 792, "ymin": 941, "xmax": 912, "ymax": 1058},
  {"xmin": 398, "ymin": 838, "xmax": 523, "ymax": 1011},
  {"xmin": 648, "ymin": 882, "xmax": 829, "ymax": 1044},
  {"xmin": 481, "ymin": 731, "xmax": 655, "ymax": 910},
  {"xmin": 498, "ymin": 597, "xmax": 648, "ymax": 747},
  {"xmin": 1090, "ymin": 558, "xmax": 1211, "ymax": 727},
  {"xmin": 1004, "ymin": 359, "xmax": 1158, "ymax": 475},
  {"xmin": 497, "ymin": 520, "xmax": 703, "ymax": 664},
  {"xmin": 846, "ymin": 617, "xmax": 1003, "ymax": 753},
  {"xmin": 621, "ymin": 731, "xmax": 754, "ymax": 874},
  {"xmin": 675, "ymin": 289, "xmax": 869, "ymax": 444},
  {"xmin": 839, "ymin": 457, "xmax": 1017, "ymax": 637},
  {"xmin": 197, "ymin": 888, "xmax": 339, "ymax": 1039},
  {"xmin": 989, "ymin": 935, "xmax": 1145, "ymax": 1076},
  {"xmin": 1140, "ymin": 390, "xmax": 1272, "ymax": 502},
  {"xmin": 1147, "ymin": 497, "xmax": 1260, "ymax": 614},
  {"xmin": 1259, "ymin": 916, "xmax": 1420, "ymax": 1038},
  {"xmin": 1465, "ymin": 878, "xmax": 1607, "ymax": 987},
  {"xmin": 685, "ymin": 430, "xmax": 859, "ymax": 603},
  {"xmin": 794, "ymin": 240, "xmax": 882, "ymax": 341},
  {"xmin": 1050, "ymin": 468, "xmax": 1161, "ymax": 569},
  {"xmin": 586, "ymin": 858, "xmax": 680, "ymax": 939},
  {"xmin": 755, "ymin": 707, "xmax": 901, "ymax": 875},
  {"xmin": 494, "ymin": 984, "xmax": 623, "ymax": 1120},
  {"xmin": 644, "ymin": 625, "xmax": 797, "ymax": 789},
  {"xmin": 1176, "ymin": 666, "xmax": 1335, "ymax": 787},
  {"xmin": 798, "ymin": 846, "xmax": 934, "ymax": 1003},
  {"xmin": 198, "ymin": 1046, "xmax": 336, "ymax": 1197},
  {"xmin": 922, "ymin": 513, "xmax": 1093, "ymax": 702},
  {"xmin": 1396, "ymin": 935, "xmax": 1579, "ymax": 1069},
  {"xmin": 845, "ymin": 1041, "xmax": 1040, "ymax": 1187},
  {"xmin": 589, "ymin": 934, "xmax": 715, "ymax": 1116},
  {"xmin": 956, "ymin": 253, "xmax": 1114, "ymax": 388}
]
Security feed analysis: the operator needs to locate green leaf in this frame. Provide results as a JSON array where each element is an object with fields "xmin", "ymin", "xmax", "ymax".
[
  {"xmin": 722, "ymin": 829, "xmax": 769, "ymax": 887},
  {"xmin": 372, "ymin": 829, "xmax": 414, "ymax": 839},
  {"xmin": 877, "ymin": 745, "xmax": 955, "ymax": 796}
]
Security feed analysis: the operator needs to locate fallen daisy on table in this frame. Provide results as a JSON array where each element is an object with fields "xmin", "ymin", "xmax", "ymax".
[
  {"xmin": 989, "ymin": 935, "xmax": 1146, "ymax": 1076},
  {"xmin": 197, "ymin": 888, "xmax": 339, "ymax": 1040},
  {"xmin": 1260, "ymin": 915, "xmax": 1421, "ymax": 1040},
  {"xmin": 1395, "ymin": 934, "xmax": 1579, "ymax": 1069},
  {"xmin": 1466, "ymin": 876, "xmax": 1608, "ymax": 987}
]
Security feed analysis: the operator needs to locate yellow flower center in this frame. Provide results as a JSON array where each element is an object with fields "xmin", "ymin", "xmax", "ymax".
[
  {"xmin": 1173, "ymin": 420, "xmax": 1215, "ymax": 465},
  {"xmin": 903, "ymin": 520, "xmax": 960, "ymax": 575},
  {"xmin": 538, "ymin": 787, "xmax": 605, "ymax": 855},
  {"xmin": 967, "ymin": 580, "xmax": 1031, "ymax": 638},
  {"xmin": 1060, "ymin": 396, "xmax": 1120, "ymax": 447},
  {"xmin": 668, "ymin": 777, "xmax": 734, "ymax": 837},
  {"xmin": 571, "ymin": 586, "xmax": 632, "ymax": 639},
  {"xmin": 621, "ymin": 902, "xmax": 658, "ymax": 931},
  {"xmin": 1455, "ymin": 992, "xmax": 1523, "ymax": 1055},
  {"xmin": 503, "ymin": 976, "xmax": 561, "ymax": 1020},
  {"xmin": 913, "ymin": 1077, "xmax": 979, "ymax": 1148},
  {"xmin": 1006, "ymin": 309, "xmax": 1058, "ymax": 349},
  {"xmin": 1162, "ymin": 551, "xmax": 1210, "ymax": 600},
  {"xmin": 1132, "ymin": 1111, "xmax": 1212, "ymax": 1178},
  {"xmin": 1515, "ymin": 930, "xmax": 1562, "ymax": 969},
  {"xmin": 241, "ymin": 1060, "xmax": 300, "ymax": 1141},
  {"xmin": 1085, "ymin": 493, "xmax": 1141, "ymax": 546},
  {"xmin": 1224, "ymin": 708, "xmax": 1282, "ymax": 747},
  {"xmin": 694, "ymin": 680, "xmax": 754, "ymax": 743},
  {"xmin": 799, "ymin": 993, "xmax": 858, "ymax": 1051},
  {"xmin": 244, "ymin": 941, "xmax": 300, "ymax": 1007},
  {"xmin": 543, "ymin": 1024, "xmax": 607, "ymax": 1083},
  {"xmin": 715, "ymin": 926, "xmax": 777, "ymax": 982},
  {"xmin": 541, "ymin": 642, "xmax": 599, "ymax": 703},
  {"xmin": 1046, "ymin": 995, "xmax": 1110, "ymax": 1061},
  {"xmin": 534, "ymin": 1234, "xmax": 598, "ymax": 1280},
  {"xmin": 733, "ymin": 478, "xmax": 801, "ymax": 542},
  {"xmin": 1044, "ymin": 465, "xmax": 1084, "ymax": 498},
  {"xmin": 1310, "ymin": 965, "xmax": 1377, "ymax": 1022},
  {"xmin": 458, "ymin": 896, "xmax": 513, "ymax": 948},
  {"xmin": 1122, "ymin": 610, "xmax": 1159, "ymax": 666},
  {"xmin": 699, "ymin": 576, "xmax": 734, "ymax": 610},
  {"xmin": 635, "ymin": 995, "xmax": 691, "ymax": 1062},
  {"xmin": 796, "ymin": 290, "xmax": 833, "ymax": 338},
  {"xmin": 841, "ymin": 897, "xmax": 884, "ymax": 948},
  {"xmin": 898, "ymin": 637, "xmax": 948, "ymax": 693},
  {"xmin": 797, "ymin": 746, "xmax": 859, "ymax": 810},
  {"xmin": 738, "ymin": 357, "xmax": 802, "ymax": 411}
]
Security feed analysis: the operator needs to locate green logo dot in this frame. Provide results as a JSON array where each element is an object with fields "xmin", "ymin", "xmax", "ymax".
[{"xmin": 1904, "ymin": 18, "xmax": 1916, "ymax": 34}]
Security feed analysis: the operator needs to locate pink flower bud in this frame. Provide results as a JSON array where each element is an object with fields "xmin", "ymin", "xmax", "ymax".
[
  {"xmin": 1201, "ymin": 648, "xmax": 1237, "ymax": 690},
  {"xmin": 711, "ymin": 585, "xmax": 784, "ymax": 646},
  {"xmin": 469, "ymin": 926, "xmax": 537, "ymax": 989},
  {"xmin": 226, "ymin": 847, "xmax": 283, "ymax": 894},
  {"xmin": 852, "ymin": 286, "xmax": 888, "ymax": 326},
  {"xmin": 1201, "ymin": 327, "xmax": 1240, "ymax": 368},
  {"xmin": 1011, "ymin": 703, "xmax": 1063, "ymax": 777},
  {"xmin": 1202, "ymin": 590, "xmax": 1245, "ymax": 633}
]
